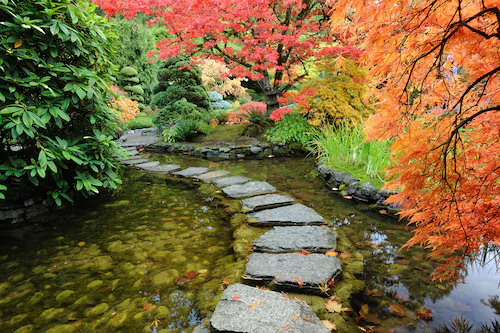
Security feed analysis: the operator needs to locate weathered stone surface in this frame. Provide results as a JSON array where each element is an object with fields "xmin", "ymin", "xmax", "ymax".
[
  {"xmin": 124, "ymin": 149, "xmax": 139, "ymax": 156},
  {"xmin": 192, "ymin": 170, "xmax": 231, "ymax": 182},
  {"xmin": 211, "ymin": 283, "xmax": 330, "ymax": 333},
  {"xmin": 119, "ymin": 155, "xmax": 143, "ymax": 162},
  {"xmin": 253, "ymin": 226, "xmax": 336, "ymax": 253},
  {"xmin": 244, "ymin": 253, "xmax": 341, "ymax": 289},
  {"xmin": 222, "ymin": 181, "xmax": 276, "ymax": 198},
  {"xmin": 122, "ymin": 158, "xmax": 148, "ymax": 165},
  {"xmin": 212, "ymin": 176, "xmax": 251, "ymax": 187},
  {"xmin": 145, "ymin": 164, "xmax": 181, "ymax": 174},
  {"xmin": 241, "ymin": 194, "xmax": 294, "ymax": 212},
  {"xmin": 248, "ymin": 204, "xmax": 325, "ymax": 226},
  {"xmin": 172, "ymin": 167, "xmax": 209, "ymax": 177},
  {"xmin": 134, "ymin": 161, "xmax": 160, "ymax": 169}
]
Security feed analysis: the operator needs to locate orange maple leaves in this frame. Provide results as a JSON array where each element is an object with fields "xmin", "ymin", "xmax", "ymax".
[{"xmin": 330, "ymin": 0, "xmax": 500, "ymax": 281}]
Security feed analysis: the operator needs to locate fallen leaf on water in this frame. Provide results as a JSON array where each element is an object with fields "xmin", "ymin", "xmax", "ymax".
[
  {"xmin": 322, "ymin": 320, "xmax": 337, "ymax": 331},
  {"xmin": 379, "ymin": 209, "xmax": 388, "ymax": 215},
  {"xmin": 457, "ymin": 302, "xmax": 472, "ymax": 312},
  {"xmin": 325, "ymin": 299, "xmax": 343, "ymax": 313},
  {"xmin": 339, "ymin": 251, "xmax": 352, "ymax": 259},
  {"xmin": 359, "ymin": 304, "xmax": 369, "ymax": 319},
  {"xmin": 388, "ymin": 303, "xmax": 406, "ymax": 317},
  {"xmin": 145, "ymin": 181, "xmax": 152, "ymax": 185},
  {"xmin": 198, "ymin": 269, "xmax": 208, "ymax": 274},
  {"xmin": 76, "ymin": 241, "xmax": 85, "ymax": 247},
  {"xmin": 185, "ymin": 271, "xmax": 198, "ymax": 280},
  {"xmin": 416, "ymin": 307, "xmax": 432, "ymax": 320},
  {"xmin": 325, "ymin": 250, "xmax": 338, "ymax": 257},
  {"xmin": 343, "ymin": 195, "xmax": 353, "ymax": 199}
]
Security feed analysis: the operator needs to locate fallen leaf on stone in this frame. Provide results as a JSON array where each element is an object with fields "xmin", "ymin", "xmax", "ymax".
[
  {"xmin": 232, "ymin": 294, "xmax": 240, "ymax": 301},
  {"xmin": 325, "ymin": 299, "xmax": 343, "ymax": 313},
  {"xmin": 290, "ymin": 315, "xmax": 298, "ymax": 321},
  {"xmin": 138, "ymin": 148, "xmax": 145, "ymax": 152},
  {"xmin": 343, "ymin": 195, "xmax": 353, "ymax": 199},
  {"xmin": 248, "ymin": 300, "xmax": 264, "ymax": 312},
  {"xmin": 416, "ymin": 307, "xmax": 432, "ymax": 320},
  {"xmin": 322, "ymin": 320, "xmax": 337, "ymax": 331},
  {"xmin": 295, "ymin": 249, "xmax": 311, "ymax": 256},
  {"xmin": 325, "ymin": 250, "xmax": 338, "ymax": 257},
  {"xmin": 388, "ymin": 303, "xmax": 406, "ymax": 317},
  {"xmin": 291, "ymin": 277, "xmax": 304, "ymax": 287},
  {"xmin": 282, "ymin": 325, "xmax": 291, "ymax": 330}
]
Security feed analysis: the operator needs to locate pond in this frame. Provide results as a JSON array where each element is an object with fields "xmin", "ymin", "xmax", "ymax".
[{"xmin": 0, "ymin": 155, "xmax": 498, "ymax": 333}]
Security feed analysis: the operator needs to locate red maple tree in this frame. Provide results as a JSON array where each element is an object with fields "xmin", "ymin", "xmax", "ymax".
[
  {"xmin": 330, "ymin": 0, "xmax": 499, "ymax": 280},
  {"xmin": 94, "ymin": 0, "xmax": 358, "ymax": 109}
]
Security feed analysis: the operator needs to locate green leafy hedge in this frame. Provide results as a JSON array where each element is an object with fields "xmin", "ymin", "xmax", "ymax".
[{"xmin": 0, "ymin": 0, "xmax": 125, "ymax": 204}]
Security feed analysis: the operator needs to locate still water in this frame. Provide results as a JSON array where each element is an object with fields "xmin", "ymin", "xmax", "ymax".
[{"xmin": 0, "ymin": 155, "xmax": 498, "ymax": 333}]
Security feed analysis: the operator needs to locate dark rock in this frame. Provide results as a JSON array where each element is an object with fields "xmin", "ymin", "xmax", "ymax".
[
  {"xmin": 211, "ymin": 283, "xmax": 330, "ymax": 333},
  {"xmin": 249, "ymin": 146, "xmax": 262, "ymax": 155},
  {"xmin": 206, "ymin": 149, "xmax": 220, "ymax": 158},
  {"xmin": 244, "ymin": 253, "xmax": 341, "ymax": 289},
  {"xmin": 236, "ymin": 154, "xmax": 245, "ymax": 159},
  {"xmin": 241, "ymin": 194, "xmax": 294, "ymax": 212},
  {"xmin": 119, "ymin": 155, "xmax": 144, "ymax": 162},
  {"xmin": 253, "ymin": 226, "xmax": 336, "ymax": 253},
  {"xmin": 25, "ymin": 204, "xmax": 49, "ymax": 220},
  {"xmin": 353, "ymin": 182, "xmax": 378, "ymax": 202},
  {"xmin": 212, "ymin": 176, "xmax": 251, "ymax": 187},
  {"xmin": 172, "ymin": 167, "xmax": 210, "ymax": 177},
  {"xmin": 222, "ymin": 181, "xmax": 276, "ymax": 198},
  {"xmin": 219, "ymin": 147, "xmax": 231, "ymax": 153},
  {"xmin": 0, "ymin": 208, "xmax": 24, "ymax": 221},
  {"xmin": 247, "ymin": 204, "xmax": 325, "ymax": 226}
]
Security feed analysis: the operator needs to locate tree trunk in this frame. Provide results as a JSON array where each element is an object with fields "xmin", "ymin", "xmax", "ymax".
[{"xmin": 261, "ymin": 75, "xmax": 280, "ymax": 113}]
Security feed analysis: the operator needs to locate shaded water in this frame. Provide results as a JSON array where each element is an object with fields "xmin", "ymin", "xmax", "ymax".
[{"xmin": 0, "ymin": 155, "xmax": 498, "ymax": 332}]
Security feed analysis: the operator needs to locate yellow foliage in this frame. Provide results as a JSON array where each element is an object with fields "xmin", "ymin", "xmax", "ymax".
[
  {"xmin": 297, "ymin": 60, "xmax": 375, "ymax": 127},
  {"xmin": 109, "ymin": 96, "xmax": 140, "ymax": 122}
]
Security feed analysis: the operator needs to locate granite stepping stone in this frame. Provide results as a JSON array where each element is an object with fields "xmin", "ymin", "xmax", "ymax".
[
  {"xmin": 222, "ymin": 181, "xmax": 276, "ymax": 198},
  {"xmin": 172, "ymin": 167, "xmax": 209, "ymax": 177},
  {"xmin": 211, "ymin": 283, "xmax": 330, "ymax": 333},
  {"xmin": 212, "ymin": 176, "xmax": 251, "ymax": 187},
  {"xmin": 192, "ymin": 170, "xmax": 231, "ymax": 182},
  {"xmin": 241, "ymin": 194, "xmax": 295, "ymax": 212},
  {"xmin": 124, "ymin": 146, "xmax": 138, "ymax": 151},
  {"xmin": 135, "ymin": 161, "xmax": 160, "ymax": 169},
  {"xmin": 123, "ymin": 149, "xmax": 139, "ymax": 156},
  {"xmin": 253, "ymin": 226, "xmax": 336, "ymax": 253},
  {"xmin": 247, "ymin": 204, "xmax": 326, "ymax": 226},
  {"xmin": 144, "ymin": 164, "xmax": 181, "ymax": 174},
  {"xmin": 120, "ymin": 155, "xmax": 143, "ymax": 162},
  {"xmin": 244, "ymin": 253, "xmax": 341, "ymax": 290},
  {"xmin": 122, "ymin": 158, "xmax": 149, "ymax": 165}
]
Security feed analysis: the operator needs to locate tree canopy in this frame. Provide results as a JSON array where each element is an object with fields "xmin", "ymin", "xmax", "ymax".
[
  {"xmin": 93, "ymin": 0, "xmax": 359, "ymax": 109},
  {"xmin": 331, "ymin": 0, "xmax": 499, "ymax": 280}
]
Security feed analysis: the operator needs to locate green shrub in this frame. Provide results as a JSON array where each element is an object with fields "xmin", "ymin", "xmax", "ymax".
[
  {"xmin": 125, "ymin": 85, "xmax": 145, "ymax": 95},
  {"xmin": 0, "ymin": 0, "xmax": 124, "ymax": 204},
  {"xmin": 120, "ymin": 66, "xmax": 138, "ymax": 76},
  {"xmin": 265, "ymin": 113, "xmax": 313, "ymax": 145},
  {"xmin": 125, "ymin": 113, "xmax": 154, "ymax": 130}
]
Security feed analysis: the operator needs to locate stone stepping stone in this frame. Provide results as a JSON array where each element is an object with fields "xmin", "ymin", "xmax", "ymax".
[
  {"xmin": 212, "ymin": 176, "xmax": 251, "ymax": 187},
  {"xmin": 172, "ymin": 167, "xmax": 209, "ymax": 177},
  {"xmin": 124, "ymin": 146, "xmax": 138, "ymax": 151},
  {"xmin": 120, "ymin": 155, "xmax": 143, "ymax": 162},
  {"xmin": 211, "ymin": 283, "xmax": 330, "ymax": 333},
  {"xmin": 241, "ymin": 194, "xmax": 294, "ymax": 212},
  {"xmin": 253, "ymin": 226, "xmax": 336, "ymax": 253},
  {"xmin": 122, "ymin": 158, "xmax": 149, "ymax": 165},
  {"xmin": 192, "ymin": 170, "xmax": 231, "ymax": 182},
  {"xmin": 135, "ymin": 161, "xmax": 160, "ymax": 169},
  {"xmin": 244, "ymin": 253, "xmax": 341, "ymax": 290},
  {"xmin": 247, "ymin": 204, "xmax": 326, "ymax": 226},
  {"xmin": 124, "ymin": 149, "xmax": 139, "ymax": 156},
  {"xmin": 222, "ymin": 181, "xmax": 276, "ymax": 198},
  {"xmin": 145, "ymin": 164, "xmax": 181, "ymax": 174}
]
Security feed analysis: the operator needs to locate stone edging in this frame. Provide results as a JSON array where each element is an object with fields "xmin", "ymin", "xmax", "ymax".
[
  {"xmin": 147, "ymin": 142, "xmax": 306, "ymax": 160},
  {"xmin": 316, "ymin": 163, "xmax": 398, "ymax": 209}
]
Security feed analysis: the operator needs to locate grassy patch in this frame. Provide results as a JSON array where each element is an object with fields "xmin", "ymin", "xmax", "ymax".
[
  {"xmin": 125, "ymin": 112, "xmax": 154, "ymax": 129},
  {"xmin": 308, "ymin": 122, "xmax": 391, "ymax": 189}
]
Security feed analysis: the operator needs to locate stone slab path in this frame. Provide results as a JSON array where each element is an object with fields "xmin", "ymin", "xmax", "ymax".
[
  {"xmin": 241, "ymin": 194, "xmax": 295, "ymax": 212},
  {"xmin": 172, "ymin": 167, "xmax": 209, "ymax": 177},
  {"xmin": 192, "ymin": 170, "xmax": 231, "ymax": 182},
  {"xmin": 244, "ymin": 253, "xmax": 341, "ymax": 289},
  {"xmin": 211, "ymin": 284, "xmax": 330, "ymax": 333},
  {"xmin": 115, "ymin": 139, "xmax": 340, "ymax": 332},
  {"xmin": 222, "ymin": 181, "xmax": 276, "ymax": 198},
  {"xmin": 253, "ymin": 226, "xmax": 337, "ymax": 253},
  {"xmin": 247, "ymin": 204, "xmax": 326, "ymax": 226},
  {"xmin": 212, "ymin": 176, "xmax": 251, "ymax": 187}
]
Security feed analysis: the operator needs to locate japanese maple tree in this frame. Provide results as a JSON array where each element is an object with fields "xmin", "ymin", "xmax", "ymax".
[
  {"xmin": 93, "ymin": 0, "xmax": 356, "ymax": 109},
  {"xmin": 330, "ymin": 0, "xmax": 499, "ymax": 280}
]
